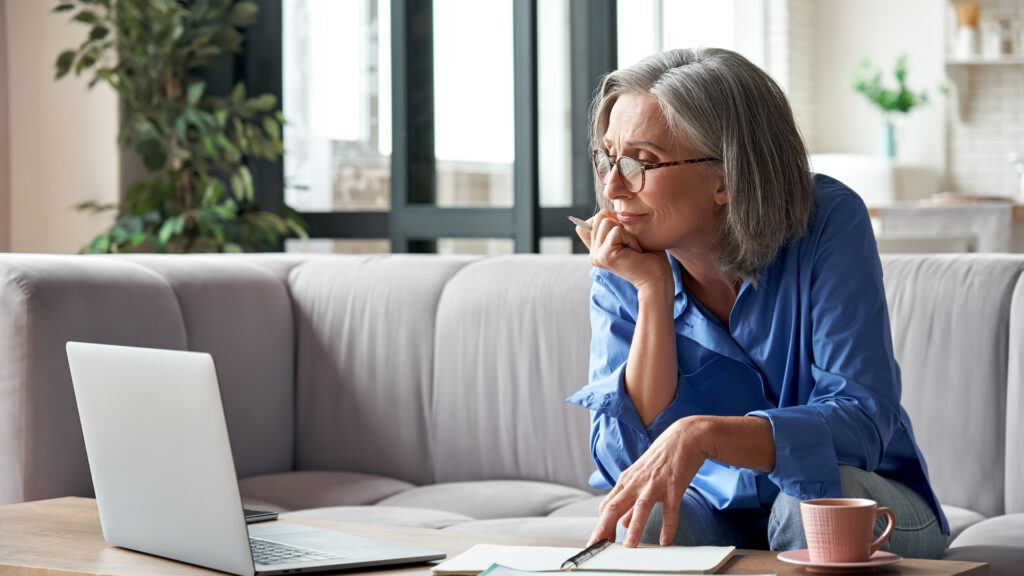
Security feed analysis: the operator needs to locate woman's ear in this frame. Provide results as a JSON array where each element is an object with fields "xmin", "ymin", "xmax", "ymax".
[{"xmin": 713, "ymin": 181, "xmax": 728, "ymax": 206}]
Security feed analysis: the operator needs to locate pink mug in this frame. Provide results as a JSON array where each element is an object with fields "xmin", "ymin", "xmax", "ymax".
[{"xmin": 800, "ymin": 498, "xmax": 896, "ymax": 563}]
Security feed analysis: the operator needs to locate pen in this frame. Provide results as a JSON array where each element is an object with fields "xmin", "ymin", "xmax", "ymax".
[
  {"xmin": 560, "ymin": 538, "xmax": 612, "ymax": 571},
  {"xmin": 568, "ymin": 216, "xmax": 592, "ymax": 233}
]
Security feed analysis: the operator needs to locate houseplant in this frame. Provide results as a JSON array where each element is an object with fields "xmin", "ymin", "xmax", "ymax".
[
  {"xmin": 848, "ymin": 54, "xmax": 937, "ymax": 158},
  {"xmin": 54, "ymin": 0, "xmax": 306, "ymax": 253}
]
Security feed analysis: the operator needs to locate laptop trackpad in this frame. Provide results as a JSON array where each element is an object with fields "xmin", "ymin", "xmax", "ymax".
[{"xmin": 250, "ymin": 523, "xmax": 407, "ymax": 559}]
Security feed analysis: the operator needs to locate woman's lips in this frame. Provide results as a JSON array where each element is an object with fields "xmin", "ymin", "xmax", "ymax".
[{"xmin": 616, "ymin": 212, "xmax": 646, "ymax": 223}]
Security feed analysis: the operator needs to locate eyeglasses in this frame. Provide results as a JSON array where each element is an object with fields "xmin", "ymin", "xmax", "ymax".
[{"xmin": 592, "ymin": 149, "xmax": 718, "ymax": 193}]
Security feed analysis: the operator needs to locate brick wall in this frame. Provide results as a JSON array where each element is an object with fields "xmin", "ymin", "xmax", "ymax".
[{"xmin": 946, "ymin": 0, "xmax": 1024, "ymax": 198}]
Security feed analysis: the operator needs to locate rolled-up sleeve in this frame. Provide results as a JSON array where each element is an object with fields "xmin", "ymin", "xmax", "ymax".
[
  {"xmin": 567, "ymin": 269, "xmax": 680, "ymax": 489},
  {"xmin": 748, "ymin": 192, "xmax": 902, "ymax": 500}
]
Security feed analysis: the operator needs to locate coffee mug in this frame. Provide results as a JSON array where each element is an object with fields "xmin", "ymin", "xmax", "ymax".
[{"xmin": 800, "ymin": 498, "xmax": 896, "ymax": 563}]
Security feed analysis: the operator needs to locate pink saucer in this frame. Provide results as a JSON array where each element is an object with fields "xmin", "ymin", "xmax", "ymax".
[{"xmin": 777, "ymin": 549, "xmax": 903, "ymax": 573}]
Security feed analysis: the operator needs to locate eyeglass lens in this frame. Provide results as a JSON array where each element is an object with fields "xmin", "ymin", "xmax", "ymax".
[{"xmin": 595, "ymin": 151, "xmax": 644, "ymax": 192}]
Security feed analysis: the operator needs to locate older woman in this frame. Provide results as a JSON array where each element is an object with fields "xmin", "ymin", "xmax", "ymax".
[{"xmin": 567, "ymin": 48, "xmax": 948, "ymax": 558}]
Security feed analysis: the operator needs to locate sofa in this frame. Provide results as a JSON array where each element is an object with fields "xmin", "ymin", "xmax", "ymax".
[{"xmin": 0, "ymin": 253, "xmax": 1022, "ymax": 573}]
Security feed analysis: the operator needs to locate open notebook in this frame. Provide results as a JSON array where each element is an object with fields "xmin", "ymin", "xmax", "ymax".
[{"xmin": 431, "ymin": 544, "xmax": 735, "ymax": 575}]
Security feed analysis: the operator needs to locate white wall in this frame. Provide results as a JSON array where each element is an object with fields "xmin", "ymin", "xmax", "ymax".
[
  {"xmin": 811, "ymin": 0, "xmax": 946, "ymax": 183},
  {"xmin": 0, "ymin": 0, "xmax": 9, "ymax": 252},
  {"xmin": 4, "ymin": 0, "xmax": 118, "ymax": 254}
]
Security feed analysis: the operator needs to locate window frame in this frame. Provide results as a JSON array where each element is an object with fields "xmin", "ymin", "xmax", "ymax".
[{"xmin": 245, "ymin": 0, "xmax": 617, "ymax": 254}]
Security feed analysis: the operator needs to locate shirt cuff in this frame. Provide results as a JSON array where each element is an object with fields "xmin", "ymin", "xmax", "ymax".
[
  {"xmin": 747, "ymin": 405, "xmax": 842, "ymax": 500},
  {"xmin": 566, "ymin": 363, "xmax": 679, "ymax": 441}
]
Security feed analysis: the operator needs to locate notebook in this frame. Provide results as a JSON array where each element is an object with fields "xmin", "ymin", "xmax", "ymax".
[{"xmin": 432, "ymin": 543, "xmax": 736, "ymax": 575}]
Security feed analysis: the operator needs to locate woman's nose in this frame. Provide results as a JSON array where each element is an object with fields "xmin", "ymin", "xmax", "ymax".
[{"xmin": 602, "ymin": 167, "xmax": 634, "ymax": 202}]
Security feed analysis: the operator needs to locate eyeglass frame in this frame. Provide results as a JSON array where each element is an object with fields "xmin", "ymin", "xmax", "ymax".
[{"xmin": 591, "ymin": 149, "xmax": 719, "ymax": 193}]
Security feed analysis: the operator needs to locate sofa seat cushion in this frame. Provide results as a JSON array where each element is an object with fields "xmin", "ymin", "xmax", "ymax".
[
  {"xmin": 375, "ymin": 481, "xmax": 592, "ymax": 519},
  {"xmin": 239, "ymin": 471, "xmax": 416, "ymax": 511},
  {"xmin": 443, "ymin": 517, "xmax": 595, "ymax": 540},
  {"xmin": 943, "ymin": 545, "xmax": 1023, "ymax": 576},
  {"xmin": 942, "ymin": 505, "xmax": 987, "ymax": 544},
  {"xmin": 548, "ymin": 496, "xmax": 603, "ymax": 517},
  {"xmin": 947, "ymin": 513, "xmax": 1024, "ymax": 548},
  {"xmin": 281, "ymin": 506, "xmax": 474, "ymax": 530}
]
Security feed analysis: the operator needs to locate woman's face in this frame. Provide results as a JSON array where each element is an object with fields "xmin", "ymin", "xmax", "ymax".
[{"xmin": 600, "ymin": 91, "xmax": 726, "ymax": 253}]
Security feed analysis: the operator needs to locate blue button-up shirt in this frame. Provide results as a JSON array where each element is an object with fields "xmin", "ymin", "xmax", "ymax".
[{"xmin": 567, "ymin": 174, "xmax": 948, "ymax": 535}]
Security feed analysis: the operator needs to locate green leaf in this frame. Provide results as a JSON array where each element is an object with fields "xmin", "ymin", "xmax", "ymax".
[
  {"xmin": 90, "ymin": 235, "xmax": 111, "ymax": 254},
  {"xmin": 54, "ymin": 3, "xmax": 76, "ymax": 13},
  {"xmin": 157, "ymin": 218, "xmax": 176, "ymax": 245},
  {"xmin": 250, "ymin": 93, "xmax": 276, "ymax": 111},
  {"xmin": 55, "ymin": 50, "xmax": 76, "ymax": 79},
  {"xmin": 72, "ymin": 10, "xmax": 102, "ymax": 26},
  {"xmin": 231, "ymin": 81, "xmax": 246, "ymax": 104},
  {"xmin": 228, "ymin": 1, "xmax": 259, "ymax": 27},
  {"xmin": 89, "ymin": 26, "xmax": 108, "ymax": 41},
  {"xmin": 261, "ymin": 116, "xmax": 281, "ymax": 140},
  {"xmin": 187, "ymin": 81, "xmax": 205, "ymax": 105}
]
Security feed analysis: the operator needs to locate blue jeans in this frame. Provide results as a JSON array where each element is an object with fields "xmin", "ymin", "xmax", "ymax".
[{"xmin": 622, "ymin": 466, "xmax": 947, "ymax": 559}]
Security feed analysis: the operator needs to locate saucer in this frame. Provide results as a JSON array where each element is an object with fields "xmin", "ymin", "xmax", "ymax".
[{"xmin": 777, "ymin": 549, "xmax": 903, "ymax": 573}]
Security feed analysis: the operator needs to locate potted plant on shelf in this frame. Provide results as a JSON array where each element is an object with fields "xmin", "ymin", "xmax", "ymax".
[
  {"xmin": 848, "ymin": 54, "xmax": 940, "ymax": 159},
  {"xmin": 54, "ymin": 0, "xmax": 306, "ymax": 253}
]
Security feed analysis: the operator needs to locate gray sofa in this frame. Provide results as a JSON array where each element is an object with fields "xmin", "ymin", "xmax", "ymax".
[{"xmin": 1, "ymin": 253, "xmax": 1022, "ymax": 573}]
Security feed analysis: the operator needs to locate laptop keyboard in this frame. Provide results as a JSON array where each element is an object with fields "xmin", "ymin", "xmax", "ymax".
[{"xmin": 250, "ymin": 537, "xmax": 344, "ymax": 566}]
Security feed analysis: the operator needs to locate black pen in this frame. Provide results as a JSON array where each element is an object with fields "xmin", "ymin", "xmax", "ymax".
[{"xmin": 560, "ymin": 538, "xmax": 612, "ymax": 571}]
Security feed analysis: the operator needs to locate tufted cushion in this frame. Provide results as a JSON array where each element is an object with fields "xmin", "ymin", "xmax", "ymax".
[
  {"xmin": 239, "ymin": 471, "xmax": 416, "ymax": 511},
  {"xmin": 288, "ymin": 255, "xmax": 474, "ymax": 485},
  {"xmin": 376, "ymin": 480, "xmax": 592, "ymax": 519},
  {"xmin": 881, "ymin": 255, "xmax": 1024, "ymax": 517},
  {"xmin": 431, "ymin": 256, "xmax": 596, "ymax": 490},
  {"xmin": 443, "ymin": 517, "xmax": 595, "ymax": 540},
  {"xmin": 123, "ymin": 256, "xmax": 296, "ymax": 479},
  {"xmin": 282, "ymin": 506, "xmax": 474, "ymax": 529}
]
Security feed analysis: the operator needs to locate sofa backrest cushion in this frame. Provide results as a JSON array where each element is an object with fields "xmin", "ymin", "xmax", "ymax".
[
  {"xmin": 881, "ymin": 254, "xmax": 1024, "ymax": 517},
  {"xmin": 289, "ymin": 255, "xmax": 474, "ymax": 486},
  {"xmin": 122, "ymin": 256, "xmax": 297, "ymax": 479},
  {"xmin": 1006, "ymin": 274, "xmax": 1024, "ymax": 514},
  {"xmin": 0, "ymin": 255, "xmax": 187, "ymax": 505},
  {"xmin": 431, "ymin": 256, "xmax": 596, "ymax": 491}
]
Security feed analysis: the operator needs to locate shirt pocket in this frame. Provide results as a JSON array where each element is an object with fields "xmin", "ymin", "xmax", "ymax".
[{"xmin": 678, "ymin": 355, "xmax": 772, "ymax": 418}]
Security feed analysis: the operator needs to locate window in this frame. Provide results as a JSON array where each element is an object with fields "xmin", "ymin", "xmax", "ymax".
[
  {"xmin": 617, "ymin": 0, "xmax": 765, "ymax": 69},
  {"xmin": 260, "ymin": 0, "xmax": 618, "ymax": 255}
]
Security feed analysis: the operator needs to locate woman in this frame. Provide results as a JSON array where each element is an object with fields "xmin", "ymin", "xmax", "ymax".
[{"xmin": 567, "ymin": 48, "xmax": 948, "ymax": 558}]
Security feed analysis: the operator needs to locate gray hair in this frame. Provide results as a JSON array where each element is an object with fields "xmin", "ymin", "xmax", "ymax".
[{"xmin": 590, "ymin": 47, "xmax": 813, "ymax": 285}]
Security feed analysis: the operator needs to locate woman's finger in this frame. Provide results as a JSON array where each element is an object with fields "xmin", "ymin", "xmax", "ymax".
[
  {"xmin": 575, "ymin": 225, "xmax": 592, "ymax": 250},
  {"xmin": 658, "ymin": 496, "xmax": 681, "ymax": 546},
  {"xmin": 623, "ymin": 496, "xmax": 655, "ymax": 548},
  {"xmin": 620, "ymin": 508, "xmax": 634, "ymax": 528}
]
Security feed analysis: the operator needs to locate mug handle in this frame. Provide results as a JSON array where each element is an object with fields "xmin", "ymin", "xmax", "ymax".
[{"xmin": 869, "ymin": 506, "xmax": 896, "ymax": 555}]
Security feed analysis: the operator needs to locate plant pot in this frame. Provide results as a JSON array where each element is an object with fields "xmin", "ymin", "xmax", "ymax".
[{"xmin": 878, "ymin": 117, "xmax": 896, "ymax": 159}]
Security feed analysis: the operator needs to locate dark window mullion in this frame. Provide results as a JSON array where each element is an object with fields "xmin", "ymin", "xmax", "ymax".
[
  {"xmin": 392, "ymin": 0, "xmax": 436, "ymax": 252},
  {"xmin": 569, "ymin": 0, "xmax": 616, "ymax": 253},
  {"xmin": 513, "ymin": 0, "xmax": 539, "ymax": 253}
]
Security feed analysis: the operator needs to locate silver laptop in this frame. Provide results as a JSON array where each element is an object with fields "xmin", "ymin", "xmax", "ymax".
[{"xmin": 66, "ymin": 341, "xmax": 446, "ymax": 576}]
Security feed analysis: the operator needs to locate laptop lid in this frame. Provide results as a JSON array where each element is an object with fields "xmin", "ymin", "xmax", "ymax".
[{"xmin": 67, "ymin": 342, "xmax": 256, "ymax": 576}]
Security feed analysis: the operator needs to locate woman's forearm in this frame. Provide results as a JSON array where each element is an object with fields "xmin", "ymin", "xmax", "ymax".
[
  {"xmin": 693, "ymin": 415, "xmax": 776, "ymax": 473},
  {"xmin": 625, "ymin": 283, "xmax": 678, "ymax": 427}
]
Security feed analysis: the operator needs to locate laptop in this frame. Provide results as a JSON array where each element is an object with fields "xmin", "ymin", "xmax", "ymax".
[{"xmin": 66, "ymin": 341, "xmax": 446, "ymax": 576}]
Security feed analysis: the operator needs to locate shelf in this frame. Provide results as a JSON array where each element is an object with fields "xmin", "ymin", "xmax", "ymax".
[
  {"xmin": 946, "ymin": 56, "xmax": 1024, "ymax": 65},
  {"xmin": 945, "ymin": 57, "xmax": 1024, "ymax": 121}
]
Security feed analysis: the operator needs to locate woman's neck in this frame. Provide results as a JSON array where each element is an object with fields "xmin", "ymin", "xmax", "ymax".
[{"xmin": 668, "ymin": 248, "xmax": 741, "ymax": 328}]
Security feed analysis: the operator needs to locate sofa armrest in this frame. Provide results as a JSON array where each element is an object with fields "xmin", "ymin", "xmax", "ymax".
[{"xmin": 0, "ymin": 255, "xmax": 187, "ymax": 505}]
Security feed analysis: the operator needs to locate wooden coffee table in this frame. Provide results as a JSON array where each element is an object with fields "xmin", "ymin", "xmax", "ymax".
[{"xmin": 0, "ymin": 497, "xmax": 986, "ymax": 576}]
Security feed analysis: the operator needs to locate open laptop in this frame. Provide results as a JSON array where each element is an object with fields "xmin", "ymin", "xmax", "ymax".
[{"xmin": 66, "ymin": 341, "xmax": 446, "ymax": 576}]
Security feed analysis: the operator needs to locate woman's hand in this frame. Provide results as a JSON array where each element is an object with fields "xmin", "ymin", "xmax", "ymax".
[
  {"xmin": 575, "ymin": 210, "xmax": 671, "ymax": 292},
  {"xmin": 588, "ymin": 417, "xmax": 712, "ymax": 547}
]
